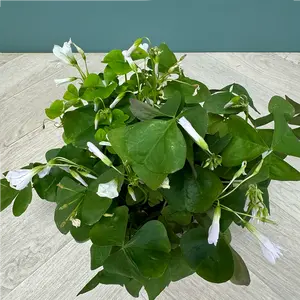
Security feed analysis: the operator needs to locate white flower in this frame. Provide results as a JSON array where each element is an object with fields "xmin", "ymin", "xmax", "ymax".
[
  {"xmin": 160, "ymin": 177, "xmax": 170, "ymax": 189},
  {"xmin": 71, "ymin": 40, "xmax": 86, "ymax": 60},
  {"xmin": 109, "ymin": 92, "xmax": 126, "ymax": 109},
  {"xmin": 154, "ymin": 62, "xmax": 159, "ymax": 78},
  {"xmin": 208, "ymin": 206, "xmax": 221, "ymax": 246},
  {"xmin": 139, "ymin": 43, "xmax": 149, "ymax": 52},
  {"xmin": 246, "ymin": 223, "xmax": 282, "ymax": 264},
  {"xmin": 53, "ymin": 39, "xmax": 76, "ymax": 65},
  {"xmin": 97, "ymin": 179, "xmax": 119, "ymax": 199},
  {"xmin": 128, "ymin": 186, "xmax": 136, "ymax": 201},
  {"xmin": 122, "ymin": 50, "xmax": 136, "ymax": 71},
  {"xmin": 6, "ymin": 168, "xmax": 38, "ymax": 190},
  {"xmin": 87, "ymin": 142, "xmax": 112, "ymax": 167},
  {"xmin": 244, "ymin": 196, "xmax": 250, "ymax": 212},
  {"xmin": 166, "ymin": 73, "xmax": 179, "ymax": 82},
  {"xmin": 178, "ymin": 117, "xmax": 209, "ymax": 152},
  {"xmin": 38, "ymin": 166, "xmax": 51, "ymax": 178},
  {"xmin": 54, "ymin": 77, "xmax": 77, "ymax": 86},
  {"xmin": 71, "ymin": 218, "xmax": 81, "ymax": 228},
  {"xmin": 69, "ymin": 169, "xmax": 88, "ymax": 187},
  {"xmin": 99, "ymin": 141, "xmax": 112, "ymax": 147}
]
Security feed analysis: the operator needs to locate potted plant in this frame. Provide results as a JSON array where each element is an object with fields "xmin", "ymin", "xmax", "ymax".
[{"xmin": 2, "ymin": 38, "xmax": 300, "ymax": 300}]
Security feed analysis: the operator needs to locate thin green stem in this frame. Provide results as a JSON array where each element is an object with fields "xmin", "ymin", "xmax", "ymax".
[
  {"xmin": 84, "ymin": 59, "xmax": 89, "ymax": 76},
  {"xmin": 74, "ymin": 64, "xmax": 86, "ymax": 80}
]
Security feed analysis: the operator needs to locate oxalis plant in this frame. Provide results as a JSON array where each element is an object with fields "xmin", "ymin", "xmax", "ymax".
[{"xmin": 2, "ymin": 38, "xmax": 300, "ymax": 300}]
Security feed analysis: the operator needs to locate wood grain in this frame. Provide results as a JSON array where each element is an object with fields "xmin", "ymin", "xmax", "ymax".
[{"xmin": 1, "ymin": 52, "xmax": 300, "ymax": 300}]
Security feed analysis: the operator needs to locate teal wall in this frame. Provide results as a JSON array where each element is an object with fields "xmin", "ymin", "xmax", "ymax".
[{"xmin": 0, "ymin": 0, "xmax": 299, "ymax": 52}]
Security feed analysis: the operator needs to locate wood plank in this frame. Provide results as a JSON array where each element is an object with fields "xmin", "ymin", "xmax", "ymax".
[
  {"xmin": 0, "ymin": 54, "xmax": 106, "ymax": 148},
  {"xmin": 152, "ymin": 271, "xmax": 281, "ymax": 300},
  {"xmin": 208, "ymin": 53, "xmax": 300, "ymax": 101},
  {"xmin": 231, "ymin": 201, "xmax": 300, "ymax": 299},
  {"xmin": 276, "ymin": 53, "xmax": 300, "ymax": 65},
  {"xmin": 0, "ymin": 54, "xmax": 23, "ymax": 67},
  {"xmin": 0, "ymin": 196, "xmax": 72, "ymax": 299},
  {"xmin": 3, "ymin": 241, "xmax": 145, "ymax": 300}
]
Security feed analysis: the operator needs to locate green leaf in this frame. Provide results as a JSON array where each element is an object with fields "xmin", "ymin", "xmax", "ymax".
[
  {"xmin": 162, "ymin": 206, "xmax": 192, "ymax": 226},
  {"xmin": 33, "ymin": 169, "xmax": 64, "ymax": 203},
  {"xmin": 108, "ymin": 119, "xmax": 186, "ymax": 189},
  {"xmin": 125, "ymin": 279, "xmax": 143, "ymax": 298},
  {"xmin": 131, "ymin": 46, "xmax": 148, "ymax": 61},
  {"xmin": 181, "ymin": 228, "xmax": 234, "ymax": 283},
  {"xmin": 81, "ymin": 82, "xmax": 117, "ymax": 101},
  {"xmin": 83, "ymin": 73, "xmax": 102, "ymax": 88},
  {"xmin": 90, "ymin": 244, "xmax": 112, "ymax": 270},
  {"xmin": 129, "ymin": 99, "xmax": 167, "ymax": 120},
  {"xmin": 12, "ymin": 184, "xmax": 32, "ymax": 216},
  {"xmin": 230, "ymin": 247, "xmax": 250, "ymax": 286},
  {"xmin": 180, "ymin": 77, "xmax": 211, "ymax": 104},
  {"xmin": 269, "ymin": 96, "xmax": 300, "ymax": 157},
  {"xmin": 204, "ymin": 91, "xmax": 244, "ymax": 115},
  {"xmin": 251, "ymin": 153, "xmax": 300, "ymax": 182},
  {"xmin": 289, "ymin": 114, "xmax": 300, "ymax": 126},
  {"xmin": 104, "ymin": 220, "xmax": 171, "ymax": 280},
  {"xmin": 81, "ymin": 191, "xmax": 112, "ymax": 225},
  {"xmin": 0, "ymin": 178, "xmax": 18, "ymax": 211},
  {"xmin": 221, "ymin": 116, "xmax": 268, "ymax": 167},
  {"xmin": 104, "ymin": 65, "xmax": 117, "ymax": 84},
  {"xmin": 55, "ymin": 177, "xmax": 86, "ymax": 234},
  {"xmin": 45, "ymin": 100, "xmax": 64, "ymax": 119},
  {"xmin": 63, "ymin": 84, "xmax": 78, "ymax": 101},
  {"xmin": 144, "ymin": 268, "xmax": 171, "ymax": 300},
  {"xmin": 158, "ymin": 43, "xmax": 177, "ymax": 72},
  {"xmin": 160, "ymin": 91, "xmax": 182, "ymax": 117},
  {"xmin": 77, "ymin": 270, "xmax": 130, "ymax": 296},
  {"xmin": 162, "ymin": 166, "xmax": 223, "ymax": 213},
  {"xmin": 169, "ymin": 248, "xmax": 194, "ymax": 281},
  {"xmin": 70, "ymin": 224, "xmax": 91, "ymax": 243},
  {"xmin": 90, "ymin": 206, "xmax": 128, "ymax": 246},
  {"xmin": 62, "ymin": 105, "xmax": 97, "ymax": 147},
  {"xmin": 206, "ymin": 133, "xmax": 232, "ymax": 155},
  {"xmin": 251, "ymin": 114, "xmax": 274, "ymax": 127},
  {"xmin": 180, "ymin": 105, "xmax": 208, "ymax": 138},
  {"xmin": 94, "ymin": 128, "xmax": 107, "ymax": 142},
  {"xmin": 102, "ymin": 49, "xmax": 131, "ymax": 75},
  {"xmin": 222, "ymin": 83, "xmax": 259, "ymax": 113},
  {"xmin": 286, "ymin": 95, "xmax": 300, "ymax": 114}
]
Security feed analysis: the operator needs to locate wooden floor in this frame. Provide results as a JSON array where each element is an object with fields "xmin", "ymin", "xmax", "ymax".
[{"xmin": 1, "ymin": 52, "xmax": 300, "ymax": 300}]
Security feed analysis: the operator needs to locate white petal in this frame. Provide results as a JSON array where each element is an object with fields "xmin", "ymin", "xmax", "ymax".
[
  {"xmin": 178, "ymin": 117, "xmax": 209, "ymax": 151},
  {"xmin": 208, "ymin": 222, "xmax": 220, "ymax": 246},
  {"xmin": 71, "ymin": 218, "xmax": 81, "ymax": 228},
  {"xmin": 128, "ymin": 186, "xmax": 136, "ymax": 201},
  {"xmin": 54, "ymin": 77, "xmax": 76, "ymax": 86},
  {"xmin": 38, "ymin": 166, "xmax": 51, "ymax": 178},
  {"xmin": 244, "ymin": 197, "xmax": 250, "ymax": 212},
  {"xmin": 167, "ymin": 74, "xmax": 179, "ymax": 81},
  {"xmin": 53, "ymin": 45, "xmax": 70, "ymax": 64},
  {"xmin": 160, "ymin": 177, "xmax": 170, "ymax": 189},
  {"xmin": 259, "ymin": 236, "xmax": 282, "ymax": 264},
  {"xmin": 97, "ymin": 179, "xmax": 119, "ymax": 199},
  {"xmin": 139, "ymin": 43, "xmax": 149, "ymax": 52},
  {"xmin": 6, "ymin": 169, "xmax": 34, "ymax": 190},
  {"xmin": 99, "ymin": 141, "xmax": 112, "ymax": 146},
  {"xmin": 208, "ymin": 206, "xmax": 221, "ymax": 246},
  {"xmin": 87, "ymin": 142, "xmax": 112, "ymax": 166},
  {"xmin": 70, "ymin": 170, "xmax": 88, "ymax": 187}
]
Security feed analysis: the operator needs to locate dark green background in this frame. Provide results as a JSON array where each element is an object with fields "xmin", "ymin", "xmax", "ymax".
[{"xmin": 0, "ymin": 0, "xmax": 299, "ymax": 52}]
